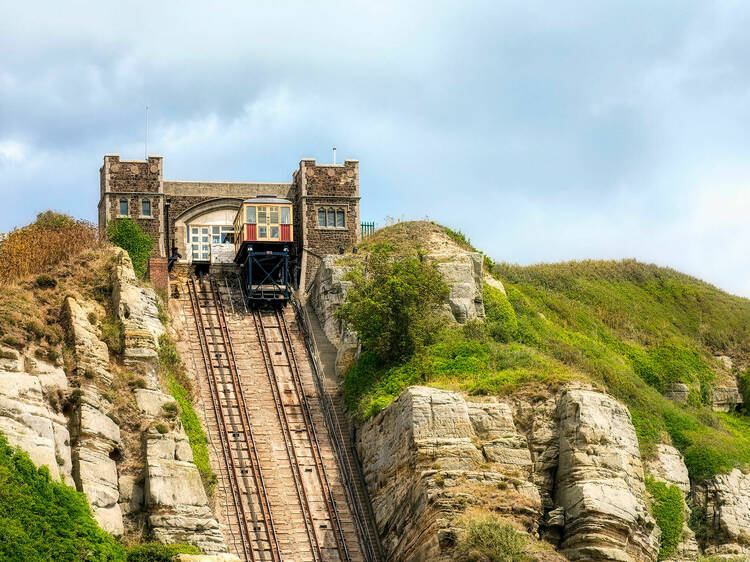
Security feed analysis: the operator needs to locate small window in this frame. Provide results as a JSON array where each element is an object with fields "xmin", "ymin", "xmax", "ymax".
[
  {"xmin": 270, "ymin": 226, "xmax": 279, "ymax": 239},
  {"xmin": 258, "ymin": 207, "xmax": 267, "ymax": 225},
  {"xmin": 270, "ymin": 207, "xmax": 279, "ymax": 225},
  {"xmin": 281, "ymin": 207, "xmax": 291, "ymax": 225},
  {"xmin": 246, "ymin": 206, "xmax": 256, "ymax": 224},
  {"xmin": 327, "ymin": 209, "xmax": 335, "ymax": 227},
  {"xmin": 221, "ymin": 232, "xmax": 235, "ymax": 244},
  {"xmin": 141, "ymin": 199, "xmax": 151, "ymax": 217},
  {"xmin": 318, "ymin": 209, "xmax": 326, "ymax": 227},
  {"xmin": 258, "ymin": 226, "xmax": 267, "ymax": 238},
  {"xmin": 336, "ymin": 209, "xmax": 345, "ymax": 227},
  {"xmin": 119, "ymin": 200, "xmax": 128, "ymax": 216}
]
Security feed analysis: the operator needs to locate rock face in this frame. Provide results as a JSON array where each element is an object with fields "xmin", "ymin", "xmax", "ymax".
[
  {"xmin": 426, "ymin": 251, "xmax": 485, "ymax": 323},
  {"xmin": 0, "ymin": 367, "xmax": 72, "ymax": 485},
  {"xmin": 309, "ymin": 255, "xmax": 360, "ymax": 374},
  {"xmin": 556, "ymin": 390, "xmax": 660, "ymax": 561},
  {"xmin": 144, "ymin": 428, "xmax": 225, "ymax": 553},
  {"xmin": 112, "ymin": 248, "xmax": 165, "ymax": 387},
  {"xmin": 712, "ymin": 380, "xmax": 743, "ymax": 413},
  {"xmin": 695, "ymin": 469, "xmax": 750, "ymax": 559},
  {"xmin": 645, "ymin": 444, "xmax": 699, "ymax": 560},
  {"xmin": 358, "ymin": 386, "xmax": 541, "ymax": 561},
  {"xmin": 358, "ymin": 386, "xmax": 670, "ymax": 561}
]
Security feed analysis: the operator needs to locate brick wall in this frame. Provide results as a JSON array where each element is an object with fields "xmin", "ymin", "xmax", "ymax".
[{"xmin": 147, "ymin": 257, "xmax": 169, "ymax": 295}]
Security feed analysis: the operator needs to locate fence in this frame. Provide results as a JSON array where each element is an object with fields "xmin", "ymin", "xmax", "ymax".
[{"xmin": 361, "ymin": 222, "xmax": 376, "ymax": 240}]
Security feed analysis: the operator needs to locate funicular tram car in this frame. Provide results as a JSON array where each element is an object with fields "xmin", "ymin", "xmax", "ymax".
[{"xmin": 233, "ymin": 195, "xmax": 297, "ymax": 304}]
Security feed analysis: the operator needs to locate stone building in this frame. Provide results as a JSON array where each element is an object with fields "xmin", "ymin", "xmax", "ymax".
[{"xmin": 98, "ymin": 154, "xmax": 361, "ymax": 290}]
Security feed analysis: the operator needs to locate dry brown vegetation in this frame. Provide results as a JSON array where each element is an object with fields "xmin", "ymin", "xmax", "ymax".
[{"xmin": 0, "ymin": 211, "xmax": 97, "ymax": 283}]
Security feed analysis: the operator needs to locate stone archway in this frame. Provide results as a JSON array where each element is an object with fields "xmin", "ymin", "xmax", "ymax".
[{"xmin": 173, "ymin": 198, "xmax": 243, "ymax": 264}]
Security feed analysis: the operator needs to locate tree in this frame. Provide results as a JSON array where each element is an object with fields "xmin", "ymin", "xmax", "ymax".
[
  {"xmin": 106, "ymin": 218, "xmax": 154, "ymax": 278},
  {"xmin": 338, "ymin": 246, "xmax": 448, "ymax": 364}
]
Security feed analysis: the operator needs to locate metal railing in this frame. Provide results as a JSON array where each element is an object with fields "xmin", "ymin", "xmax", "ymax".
[{"xmin": 360, "ymin": 222, "xmax": 376, "ymax": 240}]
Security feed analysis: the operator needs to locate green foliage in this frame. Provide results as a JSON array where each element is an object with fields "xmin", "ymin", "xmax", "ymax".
[
  {"xmin": 0, "ymin": 349, "xmax": 17, "ymax": 360},
  {"xmin": 154, "ymin": 423, "xmax": 168, "ymax": 434},
  {"xmin": 0, "ymin": 431, "xmax": 124, "ymax": 560},
  {"xmin": 483, "ymin": 283, "xmax": 518, "ymax": 343},
  {"xmin": 124, "ymin": 542, "xmax": 199, "ymax": 561},
  {"xmin": 338, "ymin": 245, "xmax": 449, "ymax": 363},
  {"xmin": 34, "ymin": 274, "xmax": 57, "ymax": 289},
  {"xmin": 688, "ymin": 503, "xmax": 709, "ymax": 547},
  {"xmin": 34, "ymin": 210, "xmax": 75, "ymax": 230},
  {"xmin": 106, "ymin": 218, "xmax": 154, "ymax": 278},
  {"xmin": 1, "ymin": 335, "xmax": 24, "ymax": 349},
  {"xmin": 456, "ymin": 514, "xmax": 529, "ymax": 562},
  {"xmin": 645, "ymin": 477, "xmax": 684, "ymax": 560},
  {"xmin": 158, "ymin": 334, "xmax": 215, "ymax": 494},
  {"xmin": 101, "ymin": 317, "xmax": 124, "ymax": 355}
]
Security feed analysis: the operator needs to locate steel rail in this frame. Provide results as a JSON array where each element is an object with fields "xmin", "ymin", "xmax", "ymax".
[
  {"xmin": 292, "ymin": 295, "xmax": 383, "ymax": 562},
  {"xmin": 252, "ymin": 307, "xmax": 323, "ymax": 560},
  {"xmin": 187, "ymin": 278, "xmax": 254, "ymax": 561},
  {"xmin": 274, "ymin": 306, "xmax": 350, "ymax": 562},
  {"xmin": 208, "ymin": 278, "xmax": 282, "ymax": 561}
]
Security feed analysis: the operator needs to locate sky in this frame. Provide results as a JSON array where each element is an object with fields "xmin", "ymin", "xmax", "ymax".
[{"xmin": 1, "ymin": 1, "xmax": 750, "ymax": 296}]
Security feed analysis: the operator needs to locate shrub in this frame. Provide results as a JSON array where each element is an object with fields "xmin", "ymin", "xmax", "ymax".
[
  {"xmin": 124, "ymin": 543, "xmax": 199, "ymax": 561},
  {"xmin": 101, "ymin": 318, "xmax": 123, "ymax": 355},
  {"xmin": 24, "ymin": 319, "xmax": 45, "ymax": 340},
  {"xmin": 154, "ymin": 423, "xmax": 168, "ymax": 434},
  {"xmin": 162, "ymin": 401, "xmax": 179, "ymax": 419},
  {"xmin": 35, "ymin": 274, "xmax": 57, "ymax": 289},
  {"xmin": 105, "ymin": 218, "xmax": 154, "ymax": 278},
  {"xmin": 0, "ymin": 349, "xmax": 17, "ymax": 361},
  {"xmin": 106, "ymin": 413, "xmax": 120, "ymax": 426},
  {"xmin": 456, "ymin": 513, "xmax": 529, "ymax": 562},
  {"xmin": 128, "ymin": 377, "xmax": 147, "ymax": 390},
  {"xmin": 0, "ymin": 211, "xmax": 96, "ymax": 283},
  {"xmin": 46, "ymin": 349, "xmax": 59, "ymax": 363},
  {"xmin": 645, "ymin": 477, "xmax": 684, "ymax": 560},
  {"xmin": 0, "ymin": 431, "xmax": 124, "ymax": 560},
  {"xmin": 338, "ymin": 245, "xmax": 448, "ymax": 364},
  {"xmin": 483, "ymin": 283, "xmax": 518, "ymax": 343},
  {"xmin": 1, "ymin": 336, "xmax": 24, "ymax": 349}
]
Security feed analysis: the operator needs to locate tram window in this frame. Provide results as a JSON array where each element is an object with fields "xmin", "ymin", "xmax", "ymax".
[
  {"xmin": 270, "ymin": 226, "xmax": 279, "ymax": 239},
  {"xmin": 328, "ymin": 209, "xmax": 335, "ymax": 227},
  {"xmin": 258, "ymin": 207, "xmax": 267, "ymax": 225},
  {"xmin": 270, "ymin": 207, "xmax": 279, "ymax": 224},
  {"xmin": 246, "ymin": 206, "xmax": 256, "ymax": 224},
  {"xmin": 318, "ymin": 209, "xmax": 326, "ymax": 227},
  {"xmin": 281, "ymin": 207, "xmax": 291, "ymax": 224},
  {"xmin": 336, "ymin": 209, "xmax": 345, "ymax": 227},
  {"xmin": 258, "ymin": 226, "xmax": 267, "ymax": 238}
]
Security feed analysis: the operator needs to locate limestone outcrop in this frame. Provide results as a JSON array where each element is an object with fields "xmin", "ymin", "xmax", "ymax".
[
  {"xmin": 556, "ymin": 390, "xmax": 660, "ymax": 561},
  {"xmin": 358, "ymin": 386, "xmax": 541, "ymax": 561},
  {"xmin": 645, "ymin": 444, "xmax": 699, "ymax": 560},
  {"xmin": 144, "ymin": 428, "xmax": 225, "ymax": 553},
  {"xmin": 426, "ymin": 251, "xmax": 485, "ymax": 323},
  {"xmin": 695, "ymin": 469, "xmax": 750, "ymax": 559},
  {"xmin": 112, "ymin": 248, "xmax": 165, "ymax": 387},
  {"xmin": 309, "ymin": 255, "xmax": 360, "ymax": 374},
  {"xmin": 0, "ymin": 364, "xmax": 72, "ymax": 485}
]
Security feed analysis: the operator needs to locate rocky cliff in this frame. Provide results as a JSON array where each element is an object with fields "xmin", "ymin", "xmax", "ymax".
[{"xmin": 0, "ymin": 246, "xmax": 227, "ymax": 554}]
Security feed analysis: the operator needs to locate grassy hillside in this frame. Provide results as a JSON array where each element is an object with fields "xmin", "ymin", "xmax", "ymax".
[{"xmin": 343, "ymin": 222, "xmax": 750, "ymax": 482}]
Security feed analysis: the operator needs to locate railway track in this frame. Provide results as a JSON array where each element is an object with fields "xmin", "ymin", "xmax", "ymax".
[
  {"xmin": 184, "ymin": 275, "xmax": 357, "ymax": 561},
  {"xmin": 187, "ymin": 277, "xmax": 281, "ymax": 561}
]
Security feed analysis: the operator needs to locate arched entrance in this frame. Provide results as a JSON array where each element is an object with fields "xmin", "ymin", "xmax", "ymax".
[{"xmin": 174, "ymin": 198, "xmax": 243, "ymax": 264}]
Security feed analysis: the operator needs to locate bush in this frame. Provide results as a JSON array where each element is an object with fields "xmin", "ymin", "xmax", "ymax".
[
  {"xmin": 101, "ymin": 318, "xmax": 124, "ymax": 355},
  {"xmin": 456, "ymin": 513, "xmax": 529, "ymax": 562},
  {"xmin": 483, "ymin": 283, "xmax": 518, "ymax": 343},
  {"xmin": 0, "ymin": 211, "xmax": 96, "ymax": 283},
  {"xmin": 162, "ymin": 401, "xmax": 179, "ymax": 419},
  {"xmin": 105, "ymin": 218, "xmax": 154, "ymax": 278},
  {"xmin": 338, "ymin": 246, "xmax": 448, "ymax": 364},
  {"xmin": 645, "ymin": 477, "xmax": 684, "ymax": 560},
  {"xmin": 0, "ymin": 431, "xmax": 124, "ymax": 560},
  {"xmin": 35, "ymin": 274, "xmax": 57, "ymax": 289},
  {"xmin": 0, "ymin": 349, "xmax": 17, "ymax": 361},
  {"xmin": 1, "ymin": 336, "xmax": 24, "ymax": 349},
  {"xmin": 154, "ymin": 423, "xmax": 168, "ymax": 434},
  {"xmin": 124, "ymin": 543, "xmax": 199, "ymax": 561}
]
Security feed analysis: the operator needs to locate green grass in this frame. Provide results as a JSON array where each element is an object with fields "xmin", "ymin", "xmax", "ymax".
[
  {"xmin": 342, "ymin": 222, "xmax": 750, "ymax": 482},
  {"xmin": 645, "ymin": 477, "xmax": 684, "ymax": 560},
  {"xmin": 158, "ymin": 334, "xmax": 216, "ymax": 494},
  {"xmin": 0, "ymin": 431, "xmax": 124, "ymax": 561}
]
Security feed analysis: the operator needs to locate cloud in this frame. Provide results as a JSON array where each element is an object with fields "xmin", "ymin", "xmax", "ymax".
[{"xmin": 1, "ymin": 1, "xmax": 749, "ymax": 296}]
